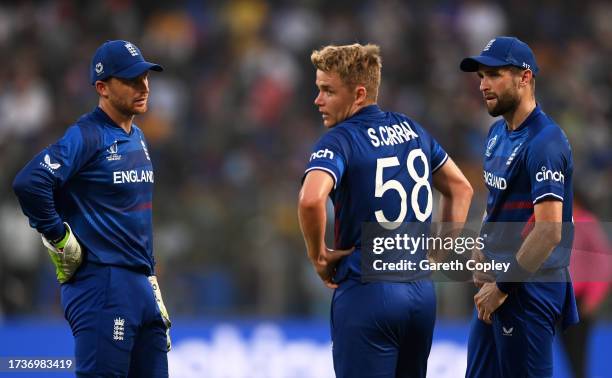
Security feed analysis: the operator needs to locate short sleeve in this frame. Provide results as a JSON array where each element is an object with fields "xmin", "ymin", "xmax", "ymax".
[
  {"xmin": 526, "ymin": 130, "xmax": 569, "ymax": 204},
  {"xmin": 430, "ymin": 136, "xmax": 449, "ymax": 173},
  {"xmin": 411, "ymin": 120, "xmax": 448, "ymax": 173},
  {"xmin": 303, "ymin": 131, "xmax": 349, "ymax": 189}
]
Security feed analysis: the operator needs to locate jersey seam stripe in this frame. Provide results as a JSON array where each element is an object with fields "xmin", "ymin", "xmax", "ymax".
[
  {"xmin": 533, "ymin": 192, "xmax": 564, "ymax": 203},
  {"xmin": 304, "ymin": 167, "xmax": 338, "ymax": 189},
  {"xmin": 432, "ymin": 153, "xmax": 449, "ymax": 173}
]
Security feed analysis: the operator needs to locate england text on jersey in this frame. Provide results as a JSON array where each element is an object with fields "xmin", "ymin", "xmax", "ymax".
[{"xmin": 113, "ymin": 170, "xmax": 154, "ymax": 184}]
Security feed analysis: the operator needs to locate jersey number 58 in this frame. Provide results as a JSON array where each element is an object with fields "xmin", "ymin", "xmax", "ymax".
[{"xmin": 374, "ymin": 148, "xmax": 432, "ymax": 229}]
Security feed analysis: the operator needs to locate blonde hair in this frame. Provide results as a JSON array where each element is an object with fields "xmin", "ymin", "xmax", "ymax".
[{"xmin": 311, "ymin": 43, "xmax": 382, "ymax": 101}]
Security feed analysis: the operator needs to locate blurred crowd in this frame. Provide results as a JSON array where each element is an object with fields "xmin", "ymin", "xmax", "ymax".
[{"xmin": 0, "ymin": 0, "xmax": 610, "ymax": 320}]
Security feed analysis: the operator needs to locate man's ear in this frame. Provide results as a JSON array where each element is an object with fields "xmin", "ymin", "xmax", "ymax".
[
  {"xmin": 520, "ymin": 69, "xmax": 533, "ymax": 87},
  {"xmin": 95, "ymin": 80, "xmax": 108, "ymax": 97},
  {"xmin": 355, "ymin": 85, "xmax": 368, "ymax": 105}
]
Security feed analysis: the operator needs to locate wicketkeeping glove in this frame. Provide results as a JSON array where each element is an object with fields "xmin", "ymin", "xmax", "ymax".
[
  {"xmin": 41, "ymin": 222, "xmax": 83, "ymax": 284},
  {"xmin": 148, "ymin": 275, "xmax": 172, "ymax": 351}
]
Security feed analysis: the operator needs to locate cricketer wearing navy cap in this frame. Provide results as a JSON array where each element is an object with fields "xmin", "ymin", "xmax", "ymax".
[
  {"xmin": 90, "ymin": 39, "xmax": 163, "ymax": 85},
  {"xmin": 460, "ymin": 37, "xmax": 578, "ymax": 378},
  {"xmin": 14, "ymin": 39, "xmax": 170, "ymax": 377},
  {"xmin": 460, "ymin": 36, "xmax": 539, "ymax": 76}
]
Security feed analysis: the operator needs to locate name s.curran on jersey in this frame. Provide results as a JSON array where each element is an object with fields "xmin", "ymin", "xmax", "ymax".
[{"xmin": 367, "ymin": 121, "xmax": 419, "ymax": 147}]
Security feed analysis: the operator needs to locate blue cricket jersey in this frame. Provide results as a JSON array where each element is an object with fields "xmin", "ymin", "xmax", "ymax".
[
  {"xmin": 304, "ymin": 105, "xmax": 448, "ymax": 281},
  {"xmin": 13, "ymin": 107, "xmax": 156, "ymax": 274},
  {"xmin": 481, "ymin": 104, "xmax": 573, "ymax": 270}
]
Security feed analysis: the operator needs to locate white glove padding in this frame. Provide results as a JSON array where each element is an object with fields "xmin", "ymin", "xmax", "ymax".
[
  {"xmin": 41, "ymin": 222, "xmax": 83, "ymax": 284},
  {"xmin": 148, "ymin": 275, "xmax": 172, "ymax": 351}
]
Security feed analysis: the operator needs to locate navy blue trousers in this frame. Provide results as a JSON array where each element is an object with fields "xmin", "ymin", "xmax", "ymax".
[
  {"xmin": 61, "ymin": 261, "xmax": 168, "ymax": 377},
  {"xmin": 331, "ymin": 279, "xmax": 436, "ymax": 378}
]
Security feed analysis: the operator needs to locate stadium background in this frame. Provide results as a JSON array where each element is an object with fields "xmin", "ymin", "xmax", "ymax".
[{"xmin": 0, "ymin": 1, "xmax": 609, "ymax": 377}]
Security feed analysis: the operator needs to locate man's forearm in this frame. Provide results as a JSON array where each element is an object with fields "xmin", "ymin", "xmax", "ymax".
[
  {"xmin": 431, "ymin": 158, "xmax": 473, "ymax": 244},
  {"xmin": 515, "ymin": 222, "xmax": 562, "ymax": 273},
  {"xmin": 430, "ymin": 188, "xmax": 472, "ymax": 265},
  {"xmin": 298, "ymin": 200, "xmax": 327, "ymax": 263},
  {"xmin": 432, "ymin": 158, "xmax": 473, "ymax": 224},
  {"xmin": 438, "ymin": 190, "xmax": 472, "ymax": 224}
]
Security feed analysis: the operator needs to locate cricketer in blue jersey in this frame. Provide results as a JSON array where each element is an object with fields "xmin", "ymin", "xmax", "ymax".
[
  {"xmin": 298, "ymin": 43, "xmax": 473, "ymax": 378},
  {"xmin": 460, "ymin": 36, "xmax": 579, "ymax": 377},
  {"xmin": 13, "ymin": 40, "xmax": 170, "ymax": 377}
]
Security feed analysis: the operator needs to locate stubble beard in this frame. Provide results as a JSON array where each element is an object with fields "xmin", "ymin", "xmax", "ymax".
[
  {"xmin": 110, "ymin": 95, "xmax": 146, "ymax": 118},
  {"xmin": 487, "ymin": 89, "xmax": 519, "ymax": 117}
]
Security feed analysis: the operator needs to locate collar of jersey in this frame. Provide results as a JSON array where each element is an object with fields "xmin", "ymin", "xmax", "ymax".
[
  {"xmin": 507, "ymin": 103, "xmax": 542, "ymax": 133},
  {"xmin": 92, "ymin": 106, "xmax": 134, "ymax": 135},
  {"xmin": 351, "ymin": 104, "xmax": 383, "ymax": 119}
]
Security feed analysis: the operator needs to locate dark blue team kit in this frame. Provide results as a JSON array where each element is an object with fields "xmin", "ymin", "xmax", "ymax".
[
  {"xmin": 467, "ymin": 104, "xmax": 577, "ymax": 377},
  {"xmin": 305, "ymin": 103, "xmax": 577, "ymax": 377},
  {"xmin": 13, "ymin": 106, "xmax": 168, "ymax": 376},
  {"xmin": 305, "ymin": 104, "xmax": 447, "ymax": 376},
  {"xmin": 11, "ymin": 37, "xmax": 578, "ymax": 376}
]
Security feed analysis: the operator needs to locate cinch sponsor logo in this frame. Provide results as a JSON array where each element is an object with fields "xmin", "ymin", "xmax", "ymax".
[
  {"xmin": 310, "ymin": 148, "xmax": 334, "ymax": 161},
  {"xmin": 535, "ymin": 166, "xmax": 564, "ymax": 183},
  {"xmin": 483, "ymin": 170, "xmax": 507, "ymax": 190},
  {"xmin": 113, "ymin": 170, "xmax": 154, "ymax": 184}
]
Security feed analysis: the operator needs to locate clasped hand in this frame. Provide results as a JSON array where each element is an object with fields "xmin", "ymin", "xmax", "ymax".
[{"xmin": 312, "ymin": 247, "xmax": 354, "ymax": 289}]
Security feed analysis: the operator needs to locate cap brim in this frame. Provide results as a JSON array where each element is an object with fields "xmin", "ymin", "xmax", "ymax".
[
  {"xmin": 460, "ymin": 55, "xmax": 510, "ymax": 72},
  {"xmin": 113, "ymin": 61, "xmax": 164, "ymax": 79}
]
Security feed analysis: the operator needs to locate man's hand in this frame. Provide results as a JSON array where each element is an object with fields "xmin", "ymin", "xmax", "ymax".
[
  {"xmin": 311, "ymin": 247, "xmax": 354, "ymax": 289},
  {"xmin": 472, "ymin": 249, "xmax": 495, "ymax": 288},
  {"xmin": 41, "ymin": 222, "xmax": 83, "ymax": 283},
  {"xmin": 474, "ymin": 282, "xmax": 508, "ymax": 324}
]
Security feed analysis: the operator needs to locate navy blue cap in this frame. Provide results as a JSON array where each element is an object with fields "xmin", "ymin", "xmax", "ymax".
[
  {"xmin": 90, "ymin": 40, "xmax": 163, "ymax": 85},
  {"xmin": 460, "ymin": 36, "xmax": 539, "ymax": 76}
]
